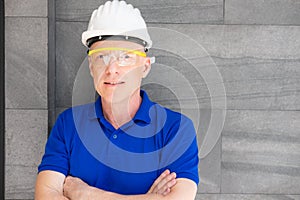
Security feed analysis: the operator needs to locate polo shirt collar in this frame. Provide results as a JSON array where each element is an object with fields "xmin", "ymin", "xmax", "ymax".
[
  {"xmin": 88, "ymin": 90, "xmax": 154, "ymax": 124},
  {"xmin": 133, "ymin": 90, "xmax": 153, "ymax": 124}
]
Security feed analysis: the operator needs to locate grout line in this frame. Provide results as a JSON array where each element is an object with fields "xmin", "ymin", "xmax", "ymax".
[
  {"xmin": 0, "ymin": 0, "xmax": 5, "ymax": 199},
  {"xmin": 220, "ymin": 132, "xmax": 223, "ymax": 193},
  {"xmin": 48, "ymin": 0, "xmax": 56, "ymax": 135},
  {"xmin": 196, "ymin": 193, "xmax": 300, "ymax": 195},
  {"xmin": 53, "ymin": 20, "xmax": 300, "ymax": 27},
  {"xmin": 223, "ymin": 0, "xmax": 226, "ymax": 25},
  {"xmin": 5, "ymin": 108, "xmax": 48, "ymax": 111},
  {"xmin": 5, "ymin": 15, "xmax": 47, "ymax": 18}
]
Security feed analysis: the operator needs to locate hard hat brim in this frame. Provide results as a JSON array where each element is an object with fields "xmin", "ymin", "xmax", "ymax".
[{"xmin": 82, "ymin": 30, "xmax": 152, "ymax": 49}]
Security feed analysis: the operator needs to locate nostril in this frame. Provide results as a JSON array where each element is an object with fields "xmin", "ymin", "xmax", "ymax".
[{"xmin": 105, "ymin": 63, "xmax": 120, "ymax": 74}]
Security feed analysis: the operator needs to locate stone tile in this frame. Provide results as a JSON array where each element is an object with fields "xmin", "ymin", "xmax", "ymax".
[
  {"xmin": 5, "ymin": 109, "xmax": 48, "ymax": 199},
  {"xmin": 5, "ymin": 18, "xmax": 47, "ymax": 109},
  {"xmin": 214, "ymin": 57, "xmax": 300, "ymax": 110},
  {"xmin": 195, "ymin": 194, "xmax": 300, "ymax": 200},
  {"xmin": 144, "ymin": 56, "xmax": 300, "ymax": 111},
  {"xmin": 147, "ymin": 25, "xmax": 300, "ymax": 110},
  {"xmin": 225, "ymin": 0, "xmax": 300, "ymax": 25},
  {"xmin": 5, "ymin": 109, "xmax": 47, "ymax": 166},
  {"xmin": 197, "ymin": 137, "xmax": 221, "ymax": 193},
  {"xmin": 56, "ymin": 0, "xmax": 223, "ymax": 24},
  {"xmin": 151, "ymin": 24, "xmax": 300, "ymax": 60},
  {"xmin": 55, "ymin": 22, "xmax": 88, "ymax": 108},
  {"xmin": 5, "ymin": 0, "xmax": 47, "ymax": 17},
  {"xmin": 195, "ymin": 194, "xmax": 218, "ymax": 200},
  {"xmin": 194, "ymin": 109, "xmax": 222, "ymax": 193},
  {"xmin": 140, "ymin": 47, "xmax": 223, "ymax": 110},
  {"xmin": 221, "ymin": 110, "xmax": 300, "ymax": 194},
  {"xmin": 5, "ymin": 165, "xmax": 36, "ymax": 199},
  {"xmin": 141, "ymin": 56, "xmax": 211, "ymax": 110}
]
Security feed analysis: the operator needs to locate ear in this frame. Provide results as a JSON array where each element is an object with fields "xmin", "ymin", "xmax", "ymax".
[
  {"xmin": 142, "ymin": 57, "xmax": 151, "ymax": 78},
  {"xmin": 88, "ymin": 57, "xmax": 94, "ymax": 77}
]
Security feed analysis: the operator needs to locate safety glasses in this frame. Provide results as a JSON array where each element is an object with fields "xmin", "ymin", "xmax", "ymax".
[{"xmin": 88, "ymin": 47, "xmax": 146, "ymax": 67}]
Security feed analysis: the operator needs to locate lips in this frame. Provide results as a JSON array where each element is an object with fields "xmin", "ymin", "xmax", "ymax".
[{"xmin": 104, "ymin": 81, "xmax": 125, "ymax": 85}]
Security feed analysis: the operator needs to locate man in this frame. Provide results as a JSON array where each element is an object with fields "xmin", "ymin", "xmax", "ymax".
[{"xmin": 35, "ymin": 0, "xmax": 199, "ymax": 199}]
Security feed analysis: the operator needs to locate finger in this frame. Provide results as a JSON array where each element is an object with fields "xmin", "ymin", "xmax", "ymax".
[
  {"xmin": 154, "ymin": 170, "xmax": 170, "ymax": 186},
  {"xmin": 65, "ymin": 176, "xmax": 82, "ymax": 185},
  {"xmin": 157, "ymin": 178, "xmax": 176, "ymax": 194},
  {"xmin": 64, "ymin": 176, "xmax": 74, "ymax": 183},
  {"xmin": 147, "ymin": 169, "xmax": 170, "ymax": 193},
  {"xmin": 154, "ymin": 172, "xmax": 176, "ymax": 193},
  {"xmin": 63, "ymin": 183, "xmax": 68, "ymax": 197},
  {"xmin": 151, "ymin": 170, "xmax": 172, "ymax": 193},
  {"xmin": 157, "ymin": 180, "xmax": 176, "ymax": 195},
  {"xmin": 63, "ymin": 176, "xmax": 75, "ymax": 196},
  {"xmin": 154, "ymin": 172, "xmax": 175, "ymax": 192},
  {"xmin": 162, "ymin": 188, "xmax": 171, "ymax": 196}
]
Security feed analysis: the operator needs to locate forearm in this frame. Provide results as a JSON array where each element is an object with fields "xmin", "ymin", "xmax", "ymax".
[
  {"xmin": 35, "ymin": 170, "xmax": 67, "ymax": 200},
  {"xmin": 35, "ymin": 179, "xmax": 68, "ymax": 200},
  {"xmin": 35, "ymin": 188, "xmax": 68, "ymax": 200},
  {"xmin": 63, "ymin": 175, "xmax": 196, "ymax": 200},
  {"xmin": 88, "ymin": 178, "xmax": 196, "ymax": 200},
  {"xmin": 89, "ymin": 187, "xmax": 164, "ymax": 200}
]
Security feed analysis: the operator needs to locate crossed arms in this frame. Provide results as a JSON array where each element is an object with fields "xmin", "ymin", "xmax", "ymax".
[{"xmin": 35, "ymin": 170, "xmax": 197, "ymax": 200}]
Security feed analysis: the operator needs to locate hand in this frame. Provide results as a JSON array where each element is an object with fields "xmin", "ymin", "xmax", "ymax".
[
  {"xmin": 147, "ymin": 169, "xmax": 177, "ymax": 196},
  {"xmin": 63, "ymin": 176, "xmax": 90, "ymax": 200}
]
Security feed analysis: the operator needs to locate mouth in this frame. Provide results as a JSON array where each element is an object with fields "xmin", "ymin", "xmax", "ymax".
[{"xmin": 104, "ymin": 81, "xmax": 125, "ymax": 85}]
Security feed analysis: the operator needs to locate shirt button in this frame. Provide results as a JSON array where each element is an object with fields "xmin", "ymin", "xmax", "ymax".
[{"xmin": 113, "ymin": 134, "xmax": 117, "ymax": 139}]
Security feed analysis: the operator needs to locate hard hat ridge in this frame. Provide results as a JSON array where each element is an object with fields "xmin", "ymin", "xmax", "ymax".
[{"xmin": 82, "ymin": 0, "xmax": 152, "ymax": 49}]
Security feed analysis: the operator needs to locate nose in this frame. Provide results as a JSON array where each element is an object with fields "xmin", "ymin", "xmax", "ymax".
[{"xmin": 105, "ymin": 58, "xmax": 120, "ymax": 74}]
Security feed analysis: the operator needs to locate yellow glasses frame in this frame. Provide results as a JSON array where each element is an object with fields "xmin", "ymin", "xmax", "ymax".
[{"xmin": 88, "ymin": 47, "xmax": 147, "ymax": 57}]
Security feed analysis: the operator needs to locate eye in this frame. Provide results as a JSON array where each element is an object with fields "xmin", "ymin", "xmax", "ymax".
[
  {"xmin": 124, "ymin": 54, "xmax": 130, "ymax": 59},
  {"xmin": 121, "ymin": 53, "xmax": 134, "ymax": 60},
  {"xmin": 98, "ymin": 54, "xmax": 104, "ymax": 59}
]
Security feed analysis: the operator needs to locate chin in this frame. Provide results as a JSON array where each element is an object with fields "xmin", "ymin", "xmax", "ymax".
[
  {"xmin": 97, "ymin": 86, "xmax": 139, "ymax": 102},
  {"xmin": 99, "ymin": 91, "xmax": 130, "ymax": 104}
]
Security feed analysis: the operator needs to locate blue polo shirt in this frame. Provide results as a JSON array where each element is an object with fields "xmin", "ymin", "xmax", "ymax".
[{"xmin": 38, "ymin": 90, "xmax": 199, "ymax": 194}]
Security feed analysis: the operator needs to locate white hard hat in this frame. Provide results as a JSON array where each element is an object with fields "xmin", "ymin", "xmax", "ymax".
[{"xmin": 82, "ymin": 0, "xmax": 152, "ymax": 50}]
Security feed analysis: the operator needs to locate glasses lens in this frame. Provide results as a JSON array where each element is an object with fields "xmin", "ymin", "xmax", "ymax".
[
  {"xmin": 118, "ymin": 52, "xmax": 137, "ymax": 66},
  {"xmin": 91, "ymin": 50, "xmax": 138, "ymax": 67},
  {"xmin": 92, "ymin": 52, "xmax": 106, "ymax": 66}
]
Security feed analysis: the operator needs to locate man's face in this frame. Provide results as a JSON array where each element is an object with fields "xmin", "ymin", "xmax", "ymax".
[{"xmin": 88, "ymin": 40, "xmax": 151, "ymax": 103}]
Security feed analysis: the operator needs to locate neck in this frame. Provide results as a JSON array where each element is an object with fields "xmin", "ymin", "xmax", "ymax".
[{"xmin": 101, "ymin": 90, "xmax": 142, "ymax": 129}]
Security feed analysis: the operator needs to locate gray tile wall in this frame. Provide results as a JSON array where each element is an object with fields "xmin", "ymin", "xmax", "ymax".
[
  {"xmin": 56, "ymin": 0, "xmax": 224, "ymax": 23},
  {"xmin": 5, "ymin": 0, "xmax": 47, "ymax": 17},
  {"xmin": 5, "ymin": 0, "xmax": 300, "ymax": 199},
  {"xmin": 5, "ymin": 110, "xmax": 47, "ymax": 199},
  {"xmin": 225, "ymin": 0, "xmax": 300, "ymax": 25},
  {"xmin": 4, "ymin": 0, "xmax": 48, "ymax": 199}
]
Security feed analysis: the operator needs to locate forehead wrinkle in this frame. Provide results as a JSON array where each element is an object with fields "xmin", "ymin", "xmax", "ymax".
[{"xmin": 90, "ymin": 40, "xmax": 144, "ymax": 51}]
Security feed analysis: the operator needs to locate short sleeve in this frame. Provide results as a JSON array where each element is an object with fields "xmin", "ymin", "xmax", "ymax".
[
  {"xmin": 160, "ymin": 116, "xmax": 200, "ymax": 185},
  {"xmin": 38, "ymin": 113, "xmax": 70, "ymax": 176}
]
